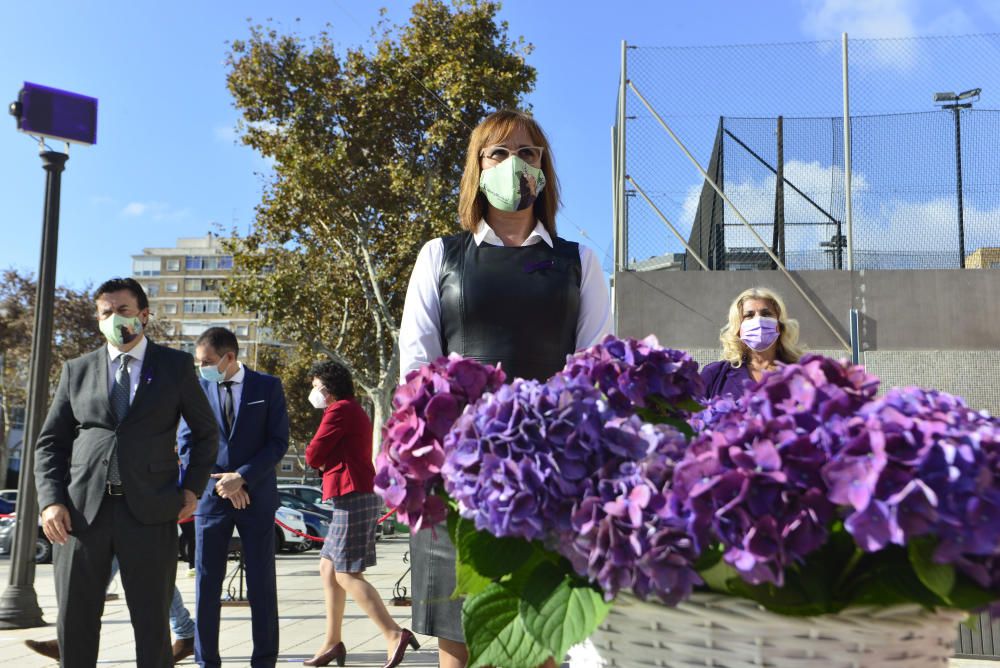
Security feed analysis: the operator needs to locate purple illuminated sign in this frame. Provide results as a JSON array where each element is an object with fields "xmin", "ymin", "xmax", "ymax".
[{"xmin": 15, "ymin": 82, "xmax": 98, "ymax": 145}]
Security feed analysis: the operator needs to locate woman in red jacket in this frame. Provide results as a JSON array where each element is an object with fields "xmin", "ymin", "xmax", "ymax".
[{"xmin": 302, "ymin": 361, "xmax": 417, "ymax": 668}]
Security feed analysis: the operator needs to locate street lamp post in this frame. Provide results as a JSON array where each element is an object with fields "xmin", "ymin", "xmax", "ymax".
[
  {"xmin": 934, "ymin": 87, "xmax": 981, "ymax": 269},
  {"xmin": 0, "ymin": 82, "xmax": 97, "ymax": 629},
  {"xmin": 0, "ymin": 149, "xmax": 66, "ymax": 629}
]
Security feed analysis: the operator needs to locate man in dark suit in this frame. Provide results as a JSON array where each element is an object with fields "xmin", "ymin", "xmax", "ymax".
[
  {"xmin": 35, "ymin": 277, "xmax": 218, "ymax": 668},
  {"xmin": 178, "ymin": 327, "xmax": 289, "ymax": 668}
]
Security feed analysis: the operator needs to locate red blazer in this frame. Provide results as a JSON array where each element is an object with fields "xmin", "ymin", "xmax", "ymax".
[{"xmin": 305, "ymin": 398, "xmax": 375, "ymax": 500}]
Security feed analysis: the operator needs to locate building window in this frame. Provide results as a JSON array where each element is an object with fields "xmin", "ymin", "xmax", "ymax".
[
  {"xmin": 185, "ymin": 256, "xmax": 203, "ymax": 270},
  {"xmin": 166, "ymin": 259, "xmax": 180, "ymax": 271},
  {"xmin": 165, "ymin": 282, "xmax": 179, "ymax": 293},
  {"xmin": 145, "ymin": 283, "xmax": 160, "ymax": 297},
  {"xmin": 185, "ymin": 279, "xmax": 202, "ymax": 291},
  {"xmin": 235, "ymin": 325, "xmax": 249, "ymax": 336},
  {"xmin": 184, "ymin": 299, "xmax": 224, "ymax": 314},
  {"xmin": 163, "ymin": 303, "xmax": 178, "ymax": 314},
  {"xmin": 132, "ymin": 257, "xmax": 161, "ymax": 276},
  {"xmin": 219, "ymin": 256, "xmax": 233, "ymax": 269},
  {"xmin": 181, "ymin": 322, "xmax": 210, "ymax": 336},
  {"xmin": 280, "ymin": 462, "xmax": 293, "ymax": 473}
]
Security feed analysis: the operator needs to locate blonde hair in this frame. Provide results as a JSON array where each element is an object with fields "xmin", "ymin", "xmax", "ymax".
[
  {"xmin": 458, "ymin": 110, "xmax": 560, "ymax": 235},
  {"xmin": 720, "ymin": 287, "xmax": 804, "ymax": 367}
]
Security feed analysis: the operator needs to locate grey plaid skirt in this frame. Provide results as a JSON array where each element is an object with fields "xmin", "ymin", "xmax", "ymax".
[{"xmin": 319, "ymin": 491, "xmax": 383, "ymax": 572}]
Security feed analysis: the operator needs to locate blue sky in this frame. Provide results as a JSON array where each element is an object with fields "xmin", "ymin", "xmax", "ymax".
[{"xmin": 2, "ymin": 0, "xmax": 999, "ymax": 289}]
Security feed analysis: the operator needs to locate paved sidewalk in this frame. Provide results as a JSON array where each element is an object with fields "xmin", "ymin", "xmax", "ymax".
[
  {"xmin": 1, "ymin": 534, "xmax": 997, "ymax": 666},
  {"xmin": 0, "ymin": 533, "xmax": 437, "ymax": 666}
]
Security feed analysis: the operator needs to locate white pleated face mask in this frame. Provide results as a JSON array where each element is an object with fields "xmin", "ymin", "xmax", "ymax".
[{"xmin": 308, "ymin": 387, "xmax": 328, "ymax": 409}]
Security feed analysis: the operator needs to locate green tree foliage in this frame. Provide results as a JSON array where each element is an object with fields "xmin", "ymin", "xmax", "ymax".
[{"xmin": 221, "ymin": 0, "xmax": 535, "ymax": 442}]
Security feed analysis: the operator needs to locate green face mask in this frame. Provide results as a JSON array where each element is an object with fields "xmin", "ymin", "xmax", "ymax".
[
  {"xmin": 479, "ymin": 155, "xmax": 546, "ymax": 212},
  {"xmin": 99, "ymin": 313, "xmax": 144, "ymax": 347}
]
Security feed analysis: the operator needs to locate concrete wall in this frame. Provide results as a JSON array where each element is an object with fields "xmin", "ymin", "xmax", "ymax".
[
  {"xmin": 614, "ymin": 268, "xmax": 1000, "ymax": 413},
  {"xmin": 614, "ymin": 268, "xmax": 1000, "ymax": 352}
]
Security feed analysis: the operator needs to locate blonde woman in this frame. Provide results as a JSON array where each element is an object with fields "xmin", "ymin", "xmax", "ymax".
[
  {"xmin": 700, "ymin": 287, "xmax": 805, "ymax": 400},
  {"xmin": 398, "ymin": 109, "xmax": 612, "ymax": 668}
]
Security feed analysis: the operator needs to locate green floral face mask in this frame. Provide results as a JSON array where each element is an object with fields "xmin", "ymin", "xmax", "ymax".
[
  {"xmin": 99, "ymin": 313, "xmax": 144, "ymax": 347},
  {"xmin": 479, "ymin": 155, "xmax": 546, "ymax": 212}
]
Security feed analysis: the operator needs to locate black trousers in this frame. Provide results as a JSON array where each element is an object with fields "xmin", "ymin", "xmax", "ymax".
[{"xmin": 53, "ymin": 495, "xmax": 177, "ymax": 668}]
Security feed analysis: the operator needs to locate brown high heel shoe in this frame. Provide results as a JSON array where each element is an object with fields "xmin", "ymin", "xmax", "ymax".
[
  {"xmin": 383, "ymin": 629, "xmax": 420, "ymax": 668},
  {"xmin": 303, "ymin": 641, "xmax": 346, "ymax": 667}
]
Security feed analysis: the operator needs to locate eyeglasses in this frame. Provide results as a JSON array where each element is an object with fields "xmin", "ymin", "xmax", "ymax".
[{"xmin": 479, "ymin": 145, "xmax": 545, "ymax": 165}]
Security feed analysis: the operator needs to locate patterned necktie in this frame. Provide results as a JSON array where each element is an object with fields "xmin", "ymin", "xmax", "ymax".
[
  {"xmin": 221, "ymin": 381, "xmax": 235, "ymax": 434},
  {"xmin": 107, "ymin": 353, "xmax": 132, "ymax": 485}
]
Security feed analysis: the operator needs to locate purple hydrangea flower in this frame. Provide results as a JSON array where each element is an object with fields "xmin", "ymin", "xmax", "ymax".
[
  {"xmin": 672, "ymin": 355, "xmax": 877, "ymax": 586},
  {"xmin": 560, "ymin": 334, "xmax": 704, "ymax": 417},
  {"xmin": 832, "ymin": 388, "xmax": 1000, "ymax": 572},
  {"xmin": 374, "ymin": 355, "xmax": 504, "ymax": 531}
]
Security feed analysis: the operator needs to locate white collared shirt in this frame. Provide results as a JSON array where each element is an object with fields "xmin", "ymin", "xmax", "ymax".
[
  {"xmin": 217, "ymin": 362, "xmax": 246, "ymax": 422},
  {"xmin": 106, "ymin": 336, "xmax": 149, "ymax": 403},
  {"xmin": 398, "ymin": 220, "xmax": 612, "ymax": 382}
]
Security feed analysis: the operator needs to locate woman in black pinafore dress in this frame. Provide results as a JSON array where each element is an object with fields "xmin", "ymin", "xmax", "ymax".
[{"xmin": 397, "ymin": 110, "xmax": 612, "ymax": 667}]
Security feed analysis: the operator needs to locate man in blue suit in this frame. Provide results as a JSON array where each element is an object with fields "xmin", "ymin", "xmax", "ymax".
[{"xmin": 178, "ymin": 327, "xmax": 290, "ymax": 668}]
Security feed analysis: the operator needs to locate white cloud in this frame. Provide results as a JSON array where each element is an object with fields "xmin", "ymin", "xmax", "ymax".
[
  {"xmin": 675, "ymin": 159, "xmax": 998, "ymax": 268},
  {"xmin": 799, "ymin": 0, "xmax": 975, "ymax": 70},
  {"xmin": 120, "ymin": 201, "xmax": 190, "ymax": 221},
  {"xmin": 801, "ymin": 0, "xmax": 917, "ymax": 39}
]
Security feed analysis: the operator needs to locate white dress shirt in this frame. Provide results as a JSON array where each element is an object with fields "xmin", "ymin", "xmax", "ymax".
[
  {"xmin": 217, "ymin": 362, "xmax": 246, "ymax": 423},
  {"xmin": 106, "ymin": 336, "xmax": 149, "ymax": 403},
  {"xmin": 398, "ymin": 220, "xmax": 612, "ymax": 382}
]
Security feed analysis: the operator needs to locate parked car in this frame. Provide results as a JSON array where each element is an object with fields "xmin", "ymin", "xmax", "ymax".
[
  {"xmin": 277, "ymin": 492, "xmax": 330, "ymax": 549},
  {"xmin": 0, "ymin": 514, "xmax": 52, "ymax": 564},
  {"xmin": 273, "ymin": 505, "xmax": 309, "ymax": 553},
  {"xmin": 276, "ymin": 484, "xmax": 329, "ymax": 512},
  {"xmin": 278, "ymin": 483, "xmax": 393, "ymax": 537},
  {"xmin": 0, "ymin": 488, "xmax": 18, "ymax": 515}
]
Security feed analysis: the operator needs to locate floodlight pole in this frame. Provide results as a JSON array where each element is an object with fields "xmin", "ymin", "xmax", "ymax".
[
  {"xmin": 951, "ymin": 106, "xmax": 966, "ymax": 268},
  {"xmin": 0, "ymin": 149, "xmax": 68, "ymax": 629}
]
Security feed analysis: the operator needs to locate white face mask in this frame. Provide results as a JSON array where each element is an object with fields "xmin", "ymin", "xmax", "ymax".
[{"xmin": 308, "ymin": 387, "xmax": 328, "ymax": 409}]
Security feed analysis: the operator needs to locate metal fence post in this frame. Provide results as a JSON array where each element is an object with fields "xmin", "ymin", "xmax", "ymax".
[{"xmin": 842, "ymin": 32, "xmax": 854, "ymax": 272}]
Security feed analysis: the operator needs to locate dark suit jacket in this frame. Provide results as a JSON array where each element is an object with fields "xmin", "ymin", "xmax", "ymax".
[
  {"xmin": 178, "ymin": 367, "xmax": 289, "ymax": 516},
  {"xmin": 305, "ymin": 398, "xmax": 375, "ymax": 501},
  {"xmin": 34, "ymin": 339, "xmax": 218, "ymax": 531}
]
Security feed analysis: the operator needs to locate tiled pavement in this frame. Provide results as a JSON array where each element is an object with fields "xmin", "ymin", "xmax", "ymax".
[
  {"xmin": 1, "ymin": 534, "xmax": 997, "ymax": 666},
  {"xmin": 0, "ymin": 533, "xmax": 437, "ymax": 666}
]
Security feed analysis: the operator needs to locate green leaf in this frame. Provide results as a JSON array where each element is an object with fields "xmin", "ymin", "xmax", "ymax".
[
  {"xmin": 697, "ymin": 554, "xmax": 738, "ymax": 593},
  {"xmin": 850, "ymin": 548, "xmax": 946, "ymax": 610},
  {"xmin": 946, "ymin": 573, "xmax": 999, "ymax": 611},
  {"xmin": 453, "ymin": 515, "xmax": 534, "ymax": 579},
  {"xmin": 462, "ymin": 583, "xmax": 552, "ymax": 668},
  {"xmin": 518, "ymin": 563, "xmax": 612, "ymax": 661},
  {"xmin": 908, "ymin": 537, "xmax": 956, "ymax": 600},
  {"xmin": 454, "ymin": 559, "xmax": 492, "ymax": 598}
]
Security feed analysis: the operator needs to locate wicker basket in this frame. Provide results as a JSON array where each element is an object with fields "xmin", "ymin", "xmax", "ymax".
[{"xmin": 587, "ymin": 592, "xmax": 968, "ymax": 667}]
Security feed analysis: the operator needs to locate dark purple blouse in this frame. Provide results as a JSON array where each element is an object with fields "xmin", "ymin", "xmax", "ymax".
[{"xmin": 699, "ymin": 360, "xmax": 754, "ymax": 401}]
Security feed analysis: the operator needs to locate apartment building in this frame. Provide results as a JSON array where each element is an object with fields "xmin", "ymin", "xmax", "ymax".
[{"xmin": 131, "ymin": 233, "xmax": 261, "ymax": 360}]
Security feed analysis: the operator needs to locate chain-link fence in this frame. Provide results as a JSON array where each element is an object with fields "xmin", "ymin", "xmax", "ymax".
[{"xmin": 613, "ymin": 34, "xmax": 1000, "ymax": 273}]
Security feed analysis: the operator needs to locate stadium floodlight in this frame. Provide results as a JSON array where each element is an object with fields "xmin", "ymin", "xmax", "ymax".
[{"xmin": 932, "ymin": 86, "xmax": 981, "ymax": 268}]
